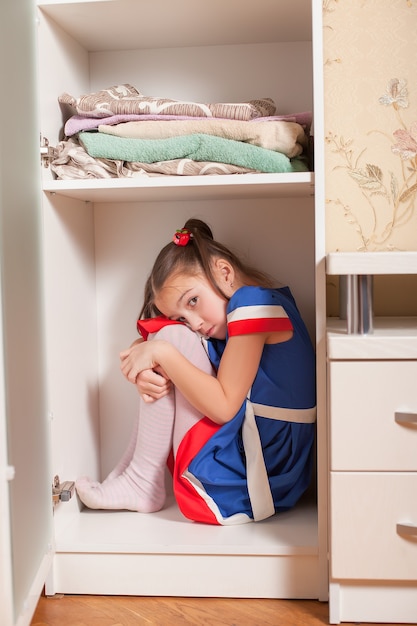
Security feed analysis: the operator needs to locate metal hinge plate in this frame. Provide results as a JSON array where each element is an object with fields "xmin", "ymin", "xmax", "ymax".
[
  {"xmin": 52, "ymin": 475, "xmax": 75, "ymax": 505},
  {"xmin": 40, "ymin": 135, "xmax": 57, "ymax": 168}
]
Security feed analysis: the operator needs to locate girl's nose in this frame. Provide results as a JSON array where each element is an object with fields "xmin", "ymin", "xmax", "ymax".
[{"xmin": 189, "ymin": 315, "xmax": 203, "ymax": 332}]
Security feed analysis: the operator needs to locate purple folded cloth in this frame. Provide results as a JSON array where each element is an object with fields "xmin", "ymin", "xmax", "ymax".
[{"xmin": 65, "ymin": 112, "xmax": 312, "ymax": 137}]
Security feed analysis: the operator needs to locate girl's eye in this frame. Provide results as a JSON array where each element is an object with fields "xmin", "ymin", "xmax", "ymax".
[
  {"xmin": 176, "ymin": 317, "xmax": 193, "ymax": 330},
  {"xmin": 174, "ymin": 296, "xmax": 197, "ymax": 323}
]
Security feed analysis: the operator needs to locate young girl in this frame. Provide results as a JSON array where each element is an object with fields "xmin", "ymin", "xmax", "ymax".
[{"xmin": 76, "ymin": 219, "xmax": 316, "ymax": 525}]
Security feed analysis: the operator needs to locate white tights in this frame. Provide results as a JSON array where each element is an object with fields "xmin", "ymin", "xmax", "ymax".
[{"xmin": 75, "ymin": 324, "xmax": 214, "ymax": 512}]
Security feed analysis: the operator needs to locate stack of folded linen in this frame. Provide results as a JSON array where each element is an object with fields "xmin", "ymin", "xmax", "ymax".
[{"xmin": 51, "ymin": 84, "xmax": 312, "ymax": 180}]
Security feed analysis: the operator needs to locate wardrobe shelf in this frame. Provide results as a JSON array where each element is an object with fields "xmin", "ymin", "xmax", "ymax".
[
  {"xmin": 326, "ymin": 251, "xmax": 417, "ymax": 275},
  {"xmin": 327, "ymin": 316, "xmax": 417, "ymax": 360},
  {"xmin": 55, "ymin": 498, "xmax": 318, "ymax": 556},
  {"xmin": 43, "ymin": 172, "xmax": 315, "ymax": 203},
  {"xmin": 37, "ymin": 0, "xmax": 312, "ymax": 51}
]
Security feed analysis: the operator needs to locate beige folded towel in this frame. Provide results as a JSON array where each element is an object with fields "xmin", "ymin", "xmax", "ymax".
[{"xmin": 99, "ymin": 118, "xmax": 307, "ymax": 158}]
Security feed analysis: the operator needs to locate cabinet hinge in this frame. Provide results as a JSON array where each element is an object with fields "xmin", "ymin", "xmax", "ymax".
[
  {"xmin": 52, "ymin": 475, "xmax": 75, "ymax": 505},
  {"xmin": 40, "ymin": 135, "xmax": 57, "ymax": 169}
]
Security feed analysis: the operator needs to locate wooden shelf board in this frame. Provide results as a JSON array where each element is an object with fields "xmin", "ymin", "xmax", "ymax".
[
  {"xmin": 327, "ymin": 316, "xmax": 417, "ymax": 359},
  {"xmin": 54, "ymin": 495, "xmax": 318, "ymax": 556},
  {"xmin": 43, "ymin": 172, "xmax": 315, "ymax": 203},
  {"xmin": 326, "ymin": 251, "xmax": 417, "ymax": 276}
]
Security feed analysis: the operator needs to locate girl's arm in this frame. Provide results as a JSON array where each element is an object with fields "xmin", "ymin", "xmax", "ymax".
[
  {"xmin": 120, "ymin": 333, "xmax": 267, "ymax": 424},
  {"xmin": 126, "ymin": 337, "xmax": 172, "ymax": 402}
]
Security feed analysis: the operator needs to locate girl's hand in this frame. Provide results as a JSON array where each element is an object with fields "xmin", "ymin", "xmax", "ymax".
[
  {"xmin": 120, "ymin": 340, "xmax": 160, "ymax": 383},
  {"xmin": 136, "ymin": 367, "xmax": 172, "ymax": 403}
]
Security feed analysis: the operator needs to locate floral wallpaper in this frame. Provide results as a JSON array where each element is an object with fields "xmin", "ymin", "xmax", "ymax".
[{"xmin": 323, "ymin": 0, "xmax": 417, "ymax": 252}]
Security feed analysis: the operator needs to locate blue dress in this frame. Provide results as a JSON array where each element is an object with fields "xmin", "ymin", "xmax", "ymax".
[{"xmin": 173, "ymin": 285, "xmax": 316, "ymax": 525}]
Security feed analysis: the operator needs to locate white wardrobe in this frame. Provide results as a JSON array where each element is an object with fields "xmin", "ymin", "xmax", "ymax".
[
  {"xmin": 3, "ymin": 1, "xmax": 417, "ymax": 624},
  {"xmin": 2, "ymin": 0, "xmax": 325, "ymax": 624}
]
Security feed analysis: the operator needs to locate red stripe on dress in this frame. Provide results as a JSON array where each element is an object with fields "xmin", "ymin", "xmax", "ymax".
[
  {"xmin": 173, "ymin": 417, "xmax": 222, "ymax": 525},
  {"xmin": 228, "ymin": 317, "xmax": 293, "ymax": 337}
]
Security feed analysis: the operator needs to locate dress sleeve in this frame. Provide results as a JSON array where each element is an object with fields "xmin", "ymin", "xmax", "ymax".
[
  {"xmin": 137, "ymin": 316, "xmax": 184, "ymax": 340},
  {"xmin": 226, "ymin": 287, "xmax": 294, "ymax": 337}
]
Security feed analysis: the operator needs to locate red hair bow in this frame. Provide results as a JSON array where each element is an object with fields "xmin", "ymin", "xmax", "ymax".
[{"xmin": 173, "ymin": 228, "xmax": 193, "ymax": 246}]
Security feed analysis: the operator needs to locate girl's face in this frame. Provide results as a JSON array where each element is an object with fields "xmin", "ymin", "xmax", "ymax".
[{"xmin": 154, "ymin": 264, "xmax": 234, "ymax": 340}]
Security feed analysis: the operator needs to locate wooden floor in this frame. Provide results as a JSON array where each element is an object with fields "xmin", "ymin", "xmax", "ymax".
[{"xmin": 31, "ymin": 594, "xmax": 411, "ymax": 626}]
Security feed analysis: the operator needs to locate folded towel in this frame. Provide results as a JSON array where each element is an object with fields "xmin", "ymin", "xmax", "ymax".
[
  {"xmin": 65, "ymin": 111, "xmax": 313, "ymax": 137},
  {"xmin": 98, "ymin": 118, "xmax": 307, "ymax": 158},
  {"xmin": 50, "ymin": 139, "xmax": 256, "ymax": 180},
  {"xmin": 78, "ymin": 132, "xmax": 308, "ymax": 174},
  {"xmin": 59, "ymin": 84, "xmax": 276, "ymax": 121}
]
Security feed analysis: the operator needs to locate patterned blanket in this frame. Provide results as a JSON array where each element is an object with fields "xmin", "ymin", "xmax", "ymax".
[{"xmin": 59, "ymin": 84, "xmax": 276, "ymax": 121}]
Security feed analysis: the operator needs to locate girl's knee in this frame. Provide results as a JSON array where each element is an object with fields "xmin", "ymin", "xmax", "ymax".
[
  {"xmin": 149, "ymin": 324, "xmax": 213, "ymax": 374},
  {"xmin": 150, "ymin": 323, "xmax": 199, "ymax": 347}
]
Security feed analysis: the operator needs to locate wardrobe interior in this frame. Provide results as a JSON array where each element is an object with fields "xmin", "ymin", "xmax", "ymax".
[{"xmin": 37, "ymin": 0, "xmax": 325, "ymax": 599}]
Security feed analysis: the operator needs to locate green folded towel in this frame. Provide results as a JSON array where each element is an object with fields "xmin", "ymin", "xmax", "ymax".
[{"xmin": 78, "ymin": 131, "xmax": 308, "ymax": 174}]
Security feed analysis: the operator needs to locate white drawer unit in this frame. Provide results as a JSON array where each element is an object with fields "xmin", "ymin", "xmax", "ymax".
[{"xmin": 327, "ymin": 258, "xmax": 417, "ymax": 625}]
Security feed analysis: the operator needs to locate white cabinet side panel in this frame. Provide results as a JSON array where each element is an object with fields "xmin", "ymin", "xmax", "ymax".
[
  {"xmin": 0, "ymin": 1, "xmax": 53, "ymax": 623},
  {"xmin": 42, "ymin": 194, "xmax": 100, "ymax": 486},
  {"xmin": 37, "ymin": 7, "xmax": 90, "ymax": 167}
]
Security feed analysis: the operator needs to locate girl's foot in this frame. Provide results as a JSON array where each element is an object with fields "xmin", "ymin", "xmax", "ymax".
[{"xmin": 75, "ymin": 469, "xmax": 165, "ymax": 513}]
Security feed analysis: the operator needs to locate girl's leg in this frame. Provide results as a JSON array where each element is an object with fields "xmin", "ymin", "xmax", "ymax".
[
  {"xmin": 154, "ymin": 324, "xmax": 215, "ymax": 457},
  {"xmin": 76, "ymin": 389, "xmax": 175, "ymax": 512},
  {"xmin": 102, "ymin": 418, "xmax": 139, "ymax": 484},
  {"xmin": 75, "ymin": 325, "xmax": 213, "ymax": 512}
]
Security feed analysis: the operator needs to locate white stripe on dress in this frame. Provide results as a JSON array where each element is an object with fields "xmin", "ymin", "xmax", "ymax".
[{"xmin": 227, "ymin": 304, "xmax": 288, "ymax": 324}]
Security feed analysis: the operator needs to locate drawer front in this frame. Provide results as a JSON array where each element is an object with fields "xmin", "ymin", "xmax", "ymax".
[
  {"xmin": 329, "ymin": 360, "xmax": 417, "ymax": 470},
  {"xmin": 331, "ymin": 472, "xmax": 417, "ymax": 580}
]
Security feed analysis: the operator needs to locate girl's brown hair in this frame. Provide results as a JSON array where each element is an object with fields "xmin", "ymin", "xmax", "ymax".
[{"xmin": 139, "ymin": 218, "xmax": 273, "ymax": 319}]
